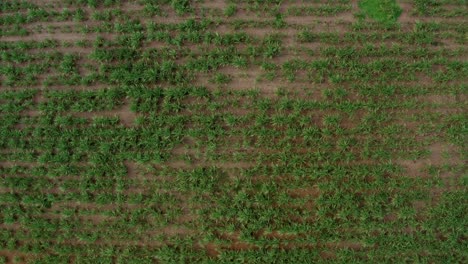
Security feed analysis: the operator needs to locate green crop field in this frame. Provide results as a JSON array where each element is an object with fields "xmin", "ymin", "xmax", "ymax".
[{"xmin": 0, "ymin": 0, "xmax": 467, "ymax": 263}]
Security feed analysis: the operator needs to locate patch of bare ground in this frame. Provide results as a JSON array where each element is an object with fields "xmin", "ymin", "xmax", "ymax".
[
  {"xmin": 397, "ymin": 1, "xmax": 413, "ymax": 24},
  {"xmin": 32, "ymin": 91, "xmax": 45, "ymax": 104},
  {"xmin": 201, "ymin": 1, "xmax": 227, "ymax": 10},
  {"xmin": 199, "ymin": 66, "xmax": 311, "ymax": 96},
  {"xmin": 0, "ymin": 250, "xmax": 33, "ymax": 264},
  {"xmin": 147, "ymin": 226, "xmax": 197, "ymax": 237},
  {"xmin": 383, "ymin": 213, "xmax": 398, "ymax": 222},
  {"xmin": 0, "ymin": 161, "xmax": 37, "ymax": 168},
  {"xmin": 319, "ymin": 250, "xmax": 336, "ymax": 260},
  {"xmin": 15, "ymin": 92, "xmax": 45, "ymax": 119},
  {"xmin": 170, "ymin": 138, "xmax": 199, "ymax": 156},
  {"xmin": 224, "ymin": 7, "xmax": 274, "ymax": 20},
  {"xmin": 398, "ymin": 142, "xmax": 463, "ymax": 178},
  {"xmin": 1, "ymin": 84, "xmax": 112, "ymax": 92},
  {"xmin": 76, "ymin": 57, "xmax": 94, "ymax": 76},
  {"xmin": 412, "ymin": 200, "xmax": 427, "ymax": 212},
  {"xmin": 72, "ymin": 99, "xmax": 136, "ymax": 127},
  {"xmin": 401, "ymin": 15, "xmax": 465, "ymax": 24},
  {"xmin": 175, "ymin": 212, "xmax": 198, "ymax": 225},
  {"xmin": 301, "ymin": 22, "xmax": 351, "ymax": 33},
  {"xmin": 197, "ymin": 66, "xmax": 260, "ymax": 91},
  {"xmin": 47, "ymin": 84, "xmax": 107, "ymax": 90},
  {"xmin": 205, "ymin": 243, "xmax": 220, "ymax": 257},
  {"xmin": 20, "ymin": 109, "xmax": 41, "ymax": 118},
  {"xmin": 282, "ymin": 34, "xmax": 303, "ymax": 49},
  {"xmin": 206, "ymin": 232, "xmax": 257, "ymax": 254},
  {"xmin": 416, "ymin": 94, "xmax": 461, "ymax": 104},
  {"xmin": 140, "ymin": 15, "xmax": 190, "ymax": 24},
  {"xmin": 427, "ymin": 143, "xmax": 462, "ymax": 165},
  {"xmin": 326, "ymin": 241, "xmax": 364, "ymax": 250},
  {"xmin": 288, "ymin": 185, "xmax": 320, "ymax": 198},
  {"xmin": 436, "ymin": 36, "xmax": 467, "ymax": 49},
  {"xmin": 241, "ymin": 27, "xmax": 277, "ymax": 37},
  {"xmin": 45, "ymin": 236, "xmax": 165, "ymax": 248},
  {"xmin": 285, "ymin": 12, "xmax": 354, "ymax": 24},
  {"xmin": 121, "ymin": 1, "xmax": 143, "ymax": 12},
  {"xmin": 341, "ymin": 109, "xmax": 367, "ymax": 130},
  {"xmin": 49, "ymin": 201, "xmax": 143, "ymax": 212},
  {"xmin": 159, "ymin": 160, "xmax": 255, "ymax": 170},
  {"xmin": 31, "ymin": 45, "xmax": 91, "ymax": 54},
  {"xmin": 40, "ymin": 212, "xmax": 115, "ymax": 224},
  {"xmin": 227, "ymin": 241, "xmax": 257, "ymax": 251},
  {"xmin": 142, "ymin": 41, "xmax": 174, "ymax": 49},
  {"xmin": 271, "ymin": 52, "xmax": 305, "ymax": 64},
  {"xmin": 218, "ymin": 106, "xmax": 252, "ymax": 116},
  {"xmin": 1, "ymin": 32, "xmax": 116, "ymax": 42},
  {"xmin": 23, "ymin": 20, "xmax": 101, "ymax": 30},
  {"xmin": 259, "ymin": 230, "xmax": 300, "ymax": 240},
  {"xmin": 124, "ymin": 160, "xmax": 138, "ymax": 178},
  {"xmin": 383, "ymin": 80, "xmax": 466, "ymax": 90},
  {"xmin": 412, "ymin": 72, "xmax": 434, "ymax": 85}
]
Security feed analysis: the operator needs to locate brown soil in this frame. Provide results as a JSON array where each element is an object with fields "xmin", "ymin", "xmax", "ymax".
[
  {"xmin": 149, "ymin": 226, "xmax": 196, "ymax": 237},
  {"xmin": 398, "ymin": 1, "xmax": 413, "ymax": 23},
  {"xmin": 288, "ymin": 186, "xmax": 320, "ymax": 198},
  {"xmin": 201, "ymin": 1, "xmax": 227, "ymax": 10},
  {"xmin": 1, "ymin": 32, "xmax": 115, "ymax": 42},
  {"xmin": 319, "ymin": 251, "xmax": 336, "ymax": 260},
  {"xmin": 72, "ymin": 99, "xmax": 136, "ymax": 127},
  {"xmin": 416, "ymin": 94, "xmax": 459, "ymax": 104},
  {"xmin": 0, "ymin": 161, "xmax": 37, "ymax": 168},
  {"xmin": 227, "ymin": 241, "xmax": 257, "ymax": 251},
  {"xmin": 326, "ymin": 241, "xmax": 364, "ymax": 250},
  {"xmin": 124, "ymin": 160, "xmax": 138, "ymax": 178},
  {"xmin": 285, "ymin": 15, "xmax": 353, "ymax": 25},
  {"xmin": 0, "ymin": 250, "xmax": 31, "ymax": 264},
  {"xmin": 158, "ymin": 160, "xmax": 255, "ymax": 170},
  {"xmin": 205, "ymin": 243, "xmax": 220, "ymax": 257},
  {"xmin": 399, "ymin": 142, "xmax": 463, "ymax": 178}
]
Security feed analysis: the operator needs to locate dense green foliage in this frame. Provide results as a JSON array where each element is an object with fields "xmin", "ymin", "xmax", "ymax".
[
  {"xmin": 358, "ymin": 0, "xmax": 402, "ymax": 23},
  {"xmin": 0, "ymin": 0, "xmax": 467, "ymax": 263}
]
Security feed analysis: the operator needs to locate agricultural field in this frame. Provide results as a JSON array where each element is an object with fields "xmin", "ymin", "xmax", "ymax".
[{"xmin": 0, "ymin": 0, "xmax": 467, "ymax": 263}]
